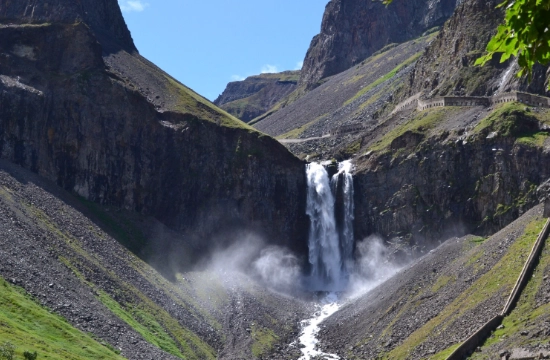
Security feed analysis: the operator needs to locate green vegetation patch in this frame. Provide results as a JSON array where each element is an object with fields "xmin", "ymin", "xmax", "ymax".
[
  {"xmin": 345, "ymin": 52, "xmax": 422, "ymax": 106},
  {"xmin": 276, "ymin": 115, "xmax": 326, "ymax": 139},
  {"xmin": 474, "ymin": 102, "xmax": 550, "ymax": 148},
  {"xmin": 96, "ymin": 290, "xmax": 186, "ymax": 358},
  {"xmin": 62, "ymin": 260, "xmax": 216, "ymax": 360},
  {"xmin": 431, "ymin": 275, "xmax": 456, "ymax": 293},
  {"xmin": 6, "ymin": 194, "xmax": 216, "ymax": 360},
  {"xmin": 430, "ymin": 344, "xmax": 461, "ymax": 360},
  {"xmin": 165, "ymin": 76, "xmax": 255, "ymax": 131},
  {"xmin": 250, "ymin": 325, "xmax": 279, "ymax": 358},
  {"xmin": 384, "ymin": 217, "xmax": 546, "ymax": 359},
  {"xmin": 0, "ymin": 276, "xmax": 125, "ymax": 360},
  {"xmin": 369, "ymin": 107, "xmax": 454, "ymax": 154},
  {"xmin": 472, "ymin": 221, "xmax": 550, "ymax": 357}
]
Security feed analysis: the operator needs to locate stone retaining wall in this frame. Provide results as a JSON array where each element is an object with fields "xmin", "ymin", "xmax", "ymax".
[{"xmin": 399, "ymin": 91, "xmax": 550, "ymax": 113}]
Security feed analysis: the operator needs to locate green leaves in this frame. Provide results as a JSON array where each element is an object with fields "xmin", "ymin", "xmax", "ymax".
[{"xmin": 475, "ymin": 0, "xmax": 550, "ymax": 89}]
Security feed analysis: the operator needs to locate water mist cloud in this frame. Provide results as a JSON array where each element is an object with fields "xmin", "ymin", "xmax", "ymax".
[
  {"xmin": 348, "ymin": 235, "xmax": 404, "ymax": 298},
  {"xmin": 204, "ymin": 232, "xmax": 265, "ymax": 275},
  {"xmin": 200, "ymin": 232, "xmax": 301, "ymax": 295},
  {"xmin": 253, "ymin": 246, "xmax": 301, "ymax": 293}
]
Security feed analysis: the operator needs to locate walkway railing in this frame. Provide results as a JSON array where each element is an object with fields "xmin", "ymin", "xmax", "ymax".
[{"xmin": 446, "ymin": 216, "xmax": 550, "ymax": 360}]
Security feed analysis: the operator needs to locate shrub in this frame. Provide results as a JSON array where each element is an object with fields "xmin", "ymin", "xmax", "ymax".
[
  {"xmin": 24, "ymin": 351, "xmax": 38, "ymax": 360},
  {"xmin": 0, "ymin": 342, "xmax": 15, "ymax": 360}
]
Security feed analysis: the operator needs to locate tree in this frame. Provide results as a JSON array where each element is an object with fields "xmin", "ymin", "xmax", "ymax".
[
  {"xmin": 23, "ymin": 351, "xmax": 38, "ymax": 360},
  {"xmin": 474, "ymin": 0, "xmax": 550, "ymax": 89}
]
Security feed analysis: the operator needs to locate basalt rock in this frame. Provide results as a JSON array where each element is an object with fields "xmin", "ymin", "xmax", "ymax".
[
  {"xmin": 0, "ymin": 0, "xmax": 309, "ymax": 263},
  {"xmin": 353, "ymin": 119, "xmax": 550, "ymax": 252},
  {"xmin": 299, "ymin": 0, "xmax": 458, "ymax": 89},
  {"xmin": 405, "ymin": 0, "xmax": 550, "ymax": 98},
  {"xmin": 0, "ymin": 0, "xmax": 136, "ymax": 53}
]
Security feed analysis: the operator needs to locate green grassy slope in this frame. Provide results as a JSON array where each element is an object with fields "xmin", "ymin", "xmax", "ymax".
[
  {"xmin": 388, "ymin": 217, "xmax": 547, "ymax": 359},
  {"xmin": 0, "ymin": 276, "xmax": 125, "ymax": 360}
]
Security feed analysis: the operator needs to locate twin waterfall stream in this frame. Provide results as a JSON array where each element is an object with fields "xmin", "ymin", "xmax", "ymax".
[{"xmin": 299, "ymin": 160, "xmax": 355, "ymax": 360}]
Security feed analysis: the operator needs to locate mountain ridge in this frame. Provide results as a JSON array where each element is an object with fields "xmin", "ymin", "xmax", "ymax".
[
  {"xmin": 213, "ymin": 71, "xmax": 300, "ymax": 122},
  {"xmin": 299, "ymin": 0, "xmax": 458, "ymax": 89}
]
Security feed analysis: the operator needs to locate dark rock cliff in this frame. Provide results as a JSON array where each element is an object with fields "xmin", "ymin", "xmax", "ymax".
[
  {"xmin": 0, "ymin": 0, "xmax": 309, "ymax": 261},
  {"xmin": 354, "ymin": 131, "xmax": 550, "ymax": 252},
  {"xmin": 0, "ymin": 0, "xmax": 136, "ymax": 53},
  {"xmin": 404, "ymin": 0, "xmax": 550, "ymax": 98},
  {"xmin": 345, "ymin": 99, "xmax": 550, "ymax": 254},
  {"xmin": 214, "ymin": 71, "xmax": 300, "ymax": 123},
  {"xmin": 299, "ymin": 0, "xmax": 457, "ymax": 89}
]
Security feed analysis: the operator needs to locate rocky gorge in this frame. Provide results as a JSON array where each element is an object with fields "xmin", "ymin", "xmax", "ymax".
[
  {"xmin": 0, "ymin": 1, "xmax": 309, "ymax": 264},
  {"xmin": 1, "ymin": 0, "xmax": 550, "ymax": 359}
]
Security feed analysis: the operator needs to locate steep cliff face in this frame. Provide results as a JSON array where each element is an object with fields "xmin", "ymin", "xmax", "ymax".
[
  {"xmin": 404, "ymin": 0, "xmax": 550, "ymax": 98},
  {"xmin": 348, "ymin": 103, "xmax": 550, "ymax": 253},
  {"xmin": 0, "ymin": 0, "xmax": 136, "ymax": 52},
  {"xmin": 214, "ymin": 71, "xmax": 299, "ymax": 122},
  {"xmin": 0, "ymin": 0, "xmax": 308, "ymax": 259},
  {"xmin": 299, "ymin": 0, "xmax": 457, "ymax": 89}
]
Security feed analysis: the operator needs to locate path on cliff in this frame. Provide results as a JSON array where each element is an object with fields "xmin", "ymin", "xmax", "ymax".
[{"xmin": 278, "ymin": 134, "xmax": 332, "ymax": 144}]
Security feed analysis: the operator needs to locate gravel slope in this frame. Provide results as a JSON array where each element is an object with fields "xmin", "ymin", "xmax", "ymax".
[
  {"xmin": 0, "ymin": 160, "xmax": 310, "ymax": 360},
  {"xmin": 318, "ymin": 204, "xmax": 548, "ymax": 359}
]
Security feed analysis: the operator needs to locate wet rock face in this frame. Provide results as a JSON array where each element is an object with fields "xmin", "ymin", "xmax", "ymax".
[
  {"xmin": 299, "ymin": 0, "xmax": 457, "ymax": 89},
  {"xmin": 0, "ymin": 8, "xmax": 308, "ymax": 260}
]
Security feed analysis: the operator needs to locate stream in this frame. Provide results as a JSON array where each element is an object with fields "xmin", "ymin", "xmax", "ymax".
[{"xmin": 298, "ymin": 293, "xmax": 341, "ymax": 360}]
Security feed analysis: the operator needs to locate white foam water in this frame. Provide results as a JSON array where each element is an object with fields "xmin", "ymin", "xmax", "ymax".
[
  {"xmin": 306, "ymin": 162, "xmax": 343, "ymax": 291},
  {"xmin": 298, "ymin": 293, "xmax": 341, "ymax": 360}
]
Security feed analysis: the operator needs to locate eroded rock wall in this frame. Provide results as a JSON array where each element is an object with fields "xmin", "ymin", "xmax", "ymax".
[
  {"xmin": 405, "ymin": 0, "xmax": 550, "ymax": 98},
  {"xmin": 300, "ymin": 0, "xmax": 457, "ymax": 89},
  {"xmin": 354, "ymin": 129, "xmax": 550, "ymax": 251},
  {"xmin": 0, "ymin": 10, "xmax": 308, "ymax": 260}
]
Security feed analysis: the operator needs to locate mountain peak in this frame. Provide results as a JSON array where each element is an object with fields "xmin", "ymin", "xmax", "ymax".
[
  {"xmin": 0, "ymin": 0, "xmax": 136, "ymax": 53},
  {"xmin": 299, "ymin": 0, "xmax": 457, "ymax": 89}
]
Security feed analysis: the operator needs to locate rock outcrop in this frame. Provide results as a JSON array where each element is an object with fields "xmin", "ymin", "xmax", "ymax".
[
  {"xmin": 405, "ymin": 0, "xmax": 550, "ymax": 98},
  {"xmin": 214, "ymin": 71, "xmax": 299, "ymax": 122},
  {"xmin": 0, "ymin": 0, "xmax": 136, "ymax": 53},
  {"xmin": 299, "ymin": 0, "xmax": 458, "ymax": 89},
  {"xmin": 0, "ymin": 0, "xmax": 308, "ymax": 261}
]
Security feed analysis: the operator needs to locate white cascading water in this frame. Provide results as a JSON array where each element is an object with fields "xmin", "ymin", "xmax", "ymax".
[
  {"xmin": 300, "ymin": 160, "xmax": 355, "ymax": 359},
  {"xmin": 298, "ymin": 293, "xmax": 341, "ymax": 360},
  {"xmin": 306, "ymin": 162, "xmax": 343, "ymax": 291},
  {"xmin": 332, "ymin": 160, "xmax": 355, "ymax": 274},
  {"xmin": 496, "ymin": 61, "xmax": 515, "ymax": 94}
]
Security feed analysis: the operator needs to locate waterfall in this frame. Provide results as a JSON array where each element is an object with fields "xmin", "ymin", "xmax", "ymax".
[
  {"xmin": 332, "ymin": 160, "xmax": 355, "ymax": 274},
  {"xmin": 496, "ymin": 61, "xmax": 515, "ymax": 94},
  {"xmin": 305, "ymin": 161, "xmax": 355, "ymax": 291},
  {"xmin": 306, "ymin": 163, "xmax": 342, "ymax": 290}
]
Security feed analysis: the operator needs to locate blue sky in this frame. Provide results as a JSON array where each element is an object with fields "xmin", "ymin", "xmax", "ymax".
[{"xmin": 118, "ymin": 0, "xmax": 328, "ymax": 101}]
